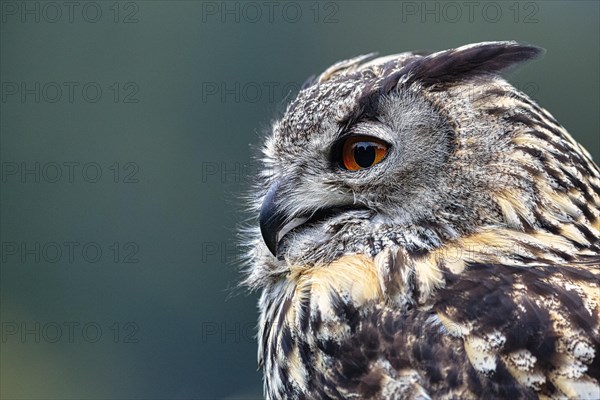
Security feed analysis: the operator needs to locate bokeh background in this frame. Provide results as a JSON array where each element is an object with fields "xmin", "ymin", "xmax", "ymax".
[{"xmin": 1, "ymin": 1, "xmax": 598, "ymax": 399}]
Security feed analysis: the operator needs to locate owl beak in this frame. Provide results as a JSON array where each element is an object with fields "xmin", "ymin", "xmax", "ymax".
[
  {"xmin": 259, "ymin": 181, "xmax": 367, "ymax": 258},
  {"xmin": 259, "ymin": 181, "xmax": 287, "ymax": 257}
]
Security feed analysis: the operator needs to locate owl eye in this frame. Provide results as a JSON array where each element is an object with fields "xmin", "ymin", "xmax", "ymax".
[{"xmin": 341, "ymin": 135, "xmax": 389, "ymax": 171}]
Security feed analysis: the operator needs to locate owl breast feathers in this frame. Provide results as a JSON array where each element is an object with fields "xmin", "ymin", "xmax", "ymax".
[{"xmin": 244, "ymin": 41, "xmax": 600, "ymax": 399}]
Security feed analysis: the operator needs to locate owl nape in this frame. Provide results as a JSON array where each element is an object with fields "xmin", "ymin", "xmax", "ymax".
[{"xmin": 244, "ymin": 41, "xmax": 600, "ymax": 400}]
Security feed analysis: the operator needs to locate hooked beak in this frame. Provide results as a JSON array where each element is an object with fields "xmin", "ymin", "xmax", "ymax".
[
  {"xmin": 259, "ymin": 180, "xmax": 368, "ymax": 258},
  {"xmin": 259, "ymin": 181, "xmax": 287, "ymax": 257}
]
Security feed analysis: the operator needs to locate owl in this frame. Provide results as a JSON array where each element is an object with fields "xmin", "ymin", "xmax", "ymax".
[{"xmin": 243, "ymin": 41, "xmax": 600, "ymax": 399}]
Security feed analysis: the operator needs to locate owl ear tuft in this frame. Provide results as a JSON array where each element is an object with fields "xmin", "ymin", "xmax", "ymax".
[{"xmin": 403, "ymin": 41, "xmax": 545, "ymax": 87}]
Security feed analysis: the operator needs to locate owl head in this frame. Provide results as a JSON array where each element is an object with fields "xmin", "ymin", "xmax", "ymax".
[{"xmin": 244, "ymin": 41, "xmax": 579, "ymax": 289}]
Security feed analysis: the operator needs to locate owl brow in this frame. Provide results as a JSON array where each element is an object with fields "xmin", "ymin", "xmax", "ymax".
[
  {"xmin": 337, "ymin": 84, "xmax": 389, "ymax": 136},
  {"xmin": 338, "ymin": 64, "xmax": 417, "ymax": 133}
]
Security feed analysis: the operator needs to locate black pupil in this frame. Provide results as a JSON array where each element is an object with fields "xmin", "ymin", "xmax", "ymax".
[{"xmin": 354, "ymin": 143, "xmax": 376, "ymax": 168}]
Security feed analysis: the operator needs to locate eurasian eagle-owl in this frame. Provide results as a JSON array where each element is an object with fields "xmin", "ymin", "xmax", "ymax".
[{"xmin": 243, "ymin": 41, "xmax": 600, "ymax": 399}]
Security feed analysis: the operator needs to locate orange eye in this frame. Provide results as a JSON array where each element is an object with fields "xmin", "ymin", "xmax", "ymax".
[{"xmin": 341, "ymin": 136, "xmax": 389, "ymax": 171}]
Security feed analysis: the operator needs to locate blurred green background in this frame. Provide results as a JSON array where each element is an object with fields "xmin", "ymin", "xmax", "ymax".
[{"xmin": 0, "ymin": 1, "xmax": 598, "ymax": 399}]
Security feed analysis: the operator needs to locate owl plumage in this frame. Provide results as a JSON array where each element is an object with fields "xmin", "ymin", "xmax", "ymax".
[{"xmin": 244, "ymin": 42, "xmax": 600, "ymax": 399}]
